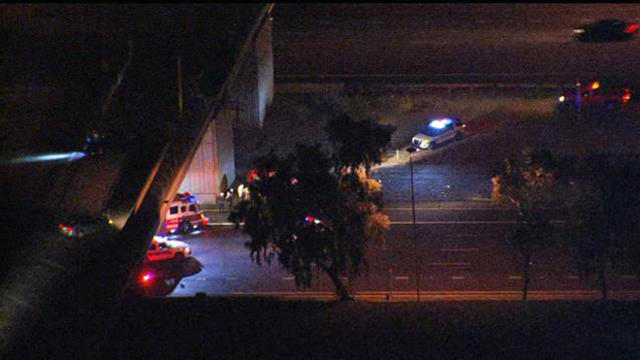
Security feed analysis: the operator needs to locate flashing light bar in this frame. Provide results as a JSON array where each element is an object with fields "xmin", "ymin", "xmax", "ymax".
[{"xmin": 429, "ymin": 118, "xmax": 453, "ymax": 129}]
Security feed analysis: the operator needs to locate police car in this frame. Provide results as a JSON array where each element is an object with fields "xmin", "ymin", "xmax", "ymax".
[
  {"xmin": 146, "ymin": 235, "xmax": 192, "ymax": 262},
  {"xmin": 411, "ymin": 117, "xmax": 466, "ymax": 150},
  {"xmin": 162, "ymin": 192, "xmax": 209, "ymax": 234}
]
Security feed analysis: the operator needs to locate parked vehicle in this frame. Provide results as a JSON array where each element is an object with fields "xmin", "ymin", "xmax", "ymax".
[
  {"xmin": 411, "ymin": 117, "xmax": 466, "ymax": 150},
  {"xmin": 161, "ymin": 192, "xmax": 209, "ymax": 234},
  {"xmin": 146, "ymin": 235, "xmax": 192, "ymax": 262},
  {"xmin": 58, "ymin": 213, "xmax": 113, "ymax": 238},
  {"xmin": 557, "ymin": 80, "xmax": 632, "ymax": 112}
]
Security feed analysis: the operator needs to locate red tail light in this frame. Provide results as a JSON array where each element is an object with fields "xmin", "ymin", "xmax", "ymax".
[
  {"xmin": 622, "ymin": 93, "xmax": 632, "ymax": 104},
  {"xmin": 624, "ymin": 23, "xmax": 639, "ymax": 34}
]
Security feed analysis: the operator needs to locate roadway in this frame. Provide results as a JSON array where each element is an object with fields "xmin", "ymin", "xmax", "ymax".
[
  {"xmin": 156, "ymin": 204, "xmax": 640, "ymax": 300},
  {"xmin": 273, "ymin": 4, "xmax": 640, "ymax": 81}
]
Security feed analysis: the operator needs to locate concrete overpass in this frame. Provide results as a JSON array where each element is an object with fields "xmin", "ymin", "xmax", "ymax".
[{"xmin": 1, "ymin": 4, "xmax": 274, "ymax": 357}]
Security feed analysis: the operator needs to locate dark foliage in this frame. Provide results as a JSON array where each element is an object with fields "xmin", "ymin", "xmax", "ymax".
[{"xmin": 325, "ymin": 113, "xmax": 395, "ymax": 175}]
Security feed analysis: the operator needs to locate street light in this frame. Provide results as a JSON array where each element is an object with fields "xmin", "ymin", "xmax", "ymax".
[{"xmin": 406, "ymin": 147, "xmax": 420, "ymax": 301}]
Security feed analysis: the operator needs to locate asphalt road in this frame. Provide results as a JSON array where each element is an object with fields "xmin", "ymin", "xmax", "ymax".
[
  {"xmin": 156, "ymin": 206, "xmax": 640, "ymax": 300},
  {"xmin": 273, "ymin": 4, "xmax": 640, "ymax": 80}
]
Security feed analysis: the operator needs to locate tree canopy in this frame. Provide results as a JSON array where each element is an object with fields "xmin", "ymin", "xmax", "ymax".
[
  {"xmin": 230, "ymin": 144, "xmax": 390, "ymax": 300},
  {"xmin": 561, "ymin": 153, "xmax": 640, "ymax": 299},
  {"xmin": 492, "ymin": 147, "xmax": 557, "ymax": 301},
  {"xmin": 230, "ymin": 113, "xmax": 394, "ymax": 300},
  {"xmin": 325, "ymin": 113, "xmax": 395, "ymax": 175}
]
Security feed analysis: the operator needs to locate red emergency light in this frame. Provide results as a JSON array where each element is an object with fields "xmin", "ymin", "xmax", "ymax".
[
  {"xmin": 624, "ymin": 23, "xmax": 639, "ymax": 34},
  {"xmin": 140, "ymin": 272, "xmax": 154, "ymax": 285}
]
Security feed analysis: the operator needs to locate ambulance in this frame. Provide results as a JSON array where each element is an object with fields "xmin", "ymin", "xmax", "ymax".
[{"xmin": 162, "ymin": 192, "xmax": 209, "ymax": 234}]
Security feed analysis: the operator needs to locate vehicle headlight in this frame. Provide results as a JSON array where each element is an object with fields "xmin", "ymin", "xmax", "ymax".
[
  {"xmin": 558, "ymin": 96, "xmax": 565, "ymax": 102},
  {"xmin": 573, "ymin": 29, "xmax": 585, "ymax": 34}
]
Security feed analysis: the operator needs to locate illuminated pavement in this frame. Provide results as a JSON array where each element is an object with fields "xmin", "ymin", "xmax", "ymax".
[{"xmin": 163, "ymin": 205, "xmax": 640, "ymax": 300}]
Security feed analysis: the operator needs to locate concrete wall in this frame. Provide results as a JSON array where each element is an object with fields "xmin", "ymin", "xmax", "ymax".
[
  {"xmin": 179, "ymin": 108, "xmax": 236, "ymax": 205},
  {"xmin": 256, "ymin": 16, "xmax": 274, "ymax": 126},
  {"xmin": 179, "ymin": 13, "xmax": 273, "ymax": 205}
]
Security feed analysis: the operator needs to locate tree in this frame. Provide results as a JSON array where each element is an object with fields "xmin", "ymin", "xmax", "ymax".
[
  {"xmin": 230, "ymin": 142, "xmax": 391, "ymax": 301},
  {"xmin": 325, "ymin": 113, "xmax": 395, "ymax": 176},
  {"xmin": 492, "ymin": 147, "xmax": 557, "ymax": 301},
  {"xmin": 562, "ymin": 153, "xmax": 640, "ymax": 300}
]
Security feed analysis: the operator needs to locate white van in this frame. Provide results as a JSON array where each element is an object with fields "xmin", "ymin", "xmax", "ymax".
[{"xmin": 161, "ymin": 192, "xmax": 209, "ymax": 234}]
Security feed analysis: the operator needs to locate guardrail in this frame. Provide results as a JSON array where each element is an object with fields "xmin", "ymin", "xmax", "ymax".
[
  {"xmin": 274, "ymin": 81, "xmax": 582, "ymax": 95},
  {"xmin": 275, "ymin": 72, "xmax": 598, "ymax": 83},
  {"xmin": 274, "ymin": 73, "xmax": 601, "ymax": 94}
]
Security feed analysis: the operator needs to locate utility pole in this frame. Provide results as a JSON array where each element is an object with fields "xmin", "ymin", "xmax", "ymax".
[
  {"xmin": 177, "ymin": 55, "xmax": 184, "ymax": 121},
  {"xmin": 406, "ymin": 147, "xmax": 420, "ymax": 302},
  {"xmin": 576, "ymin": 79, "xmax": 582, "ymax": 121}
]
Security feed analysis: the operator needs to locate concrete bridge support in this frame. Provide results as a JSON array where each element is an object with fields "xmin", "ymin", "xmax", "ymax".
[{"xmin": 179, "ymin": 13, "xmax": 273, "ymax": 205}]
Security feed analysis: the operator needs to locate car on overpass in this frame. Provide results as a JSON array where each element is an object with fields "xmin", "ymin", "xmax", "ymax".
[
  {"xmin": 58, "ymin": 213, "xmax": 114, "ymax": 238},
  {"xmin": 573, "ymin": 19, "xmax": 639, "ymax": 42},
  {"xmin": 411, "ymin": 117, "xmax": 466, "ymax": 150}
]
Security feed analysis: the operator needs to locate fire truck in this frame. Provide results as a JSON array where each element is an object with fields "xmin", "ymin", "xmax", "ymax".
[
  {"xmin": 557, "ymin": 81, "xmax": 633, "ymax": 112},
  {"xmin": 161, "ymin": 192, "xmax": 209, "ymax": 234}
]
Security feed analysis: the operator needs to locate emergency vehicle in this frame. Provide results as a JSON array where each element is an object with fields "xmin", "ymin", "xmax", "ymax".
[
  {"xmin": 161, "ymin": 192, "xmax": 209, "ymax": 234},
  {"xmin": 146, "ymin": 235, "xmax": 192, "ymax": 262},
  {"xmin": 557, "ymin": 81, "xmax": 633, "ymax": 112},
  {"xmin": 411, "ymin": 117, "xmax": 466, "ymax": 150}
]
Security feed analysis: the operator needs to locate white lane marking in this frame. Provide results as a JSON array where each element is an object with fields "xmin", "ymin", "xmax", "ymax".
[
  {"xmin": 391, "ymin": 220, "xmax": 565, "ymax": 225},
  {"xmin": 202, "ymin": 220, "xmax": 540, "ymax": 227},
  {"xmin": 567, "ymin": 275, "xmax": 579, "ymax": 280},
  {"xmin": 451, "ymin": 276, "xmax": 465, "ymax": 280},
  {"xmin": 394, "ymin": 276, "xmax": 409, "ymax": 281},
  {"xmin": 195, "ymin": 277, "xmax": 207, "ymax": 281},
  {"xmin": 282, "ymin": 276, "xmax": 295, "ymax": 281},
  {"xmin": 226, "ymin": 277, "xmax": 238, "ymax": 281},
  {"xmin": 278, "ymin": 72, "xmax": 578, "ymax": 78},
  {"xmin": 508, "ymin": 275, "xmax": 522, "ymax": 280},
  {"xmin": 429, "ymin": 262, "xmax": 470, "ymax": 267},
  {"xmin": 622, "ymin": 275, "xmax": 637, "ymax": 280},
  {"xmin": 385, "ymin": 207, "xmax": 504, "ymax": 211},
  {"xmin": 440, "ymin": 248, "xmax": 479, "ymax": 252}
]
